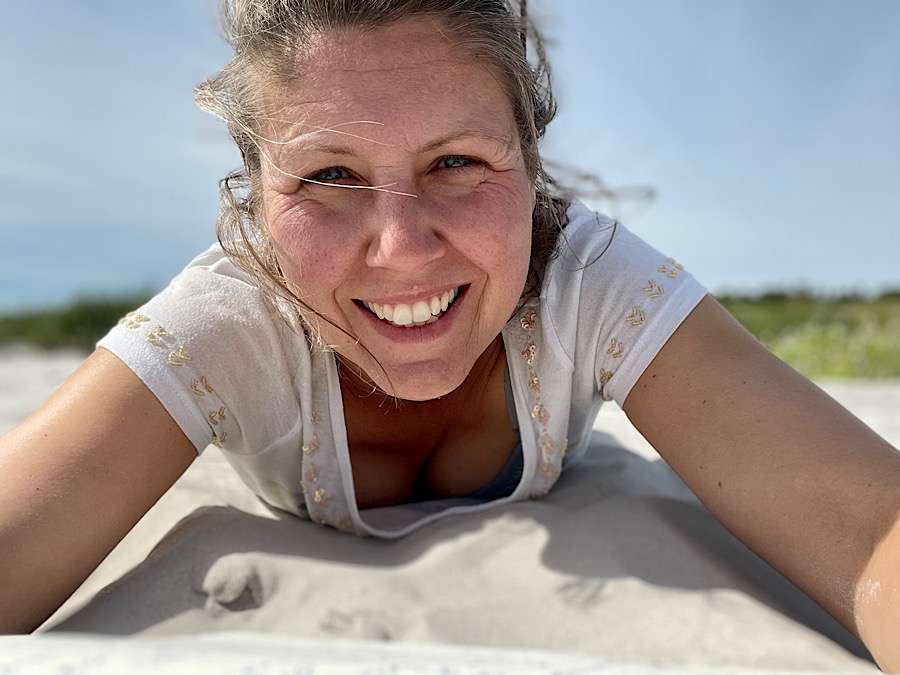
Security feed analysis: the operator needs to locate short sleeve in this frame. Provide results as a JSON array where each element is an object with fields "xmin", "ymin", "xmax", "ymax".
[
  {"xmin": 96, "ymin": 243, "xmax": 303, "ymax": 455},
  {"xmin": 550, "ymin": 203, "xmax": 709, "ymax": 408}
]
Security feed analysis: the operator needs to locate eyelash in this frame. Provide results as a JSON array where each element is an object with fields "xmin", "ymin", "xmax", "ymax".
[{"xmin": 304, "ymin": 155, "xmax": 481, "ymax": 185}]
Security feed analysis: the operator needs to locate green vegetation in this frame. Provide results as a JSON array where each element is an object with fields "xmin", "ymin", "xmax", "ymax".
[
  {"xmin": 0, "ymin": 293, "xmax": 153, "ymax": 352},
  {"xmin": 1, "ymin": 289, "xmax": 898, "ymax": 379},
  {"xmin": 716, "ymin": 291, "xmax": 900, "ymax": 379}
]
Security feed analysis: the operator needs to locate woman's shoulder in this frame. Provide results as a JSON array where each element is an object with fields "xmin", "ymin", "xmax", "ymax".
[
  {"xmin": 146, "ymin": 241, "xmax": 304, "ymax": 339},
  {"xmin": 543, "ymin": 200, "xmax": 690, "ymax": 299},
  {"xmin": 171, "ymin": 241, "xmax": 267, "ymax": 298},
  {"xmin": 556, "ymin": 200, "xmax": 619, "ymax": 249},
  {"xmin": 95, "ymin": 242, "xmax": 306, "ymax": 454},
  {"xmin": 541, "ymin": 201, "xmax": 618, "ymax": 300},
  {"xmin": 541, "ymin": 201, "xmax": 709, "ymax": 405}
]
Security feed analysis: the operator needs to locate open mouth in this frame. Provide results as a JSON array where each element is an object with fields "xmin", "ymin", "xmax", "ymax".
[{"xmin": 353, "ymin": 284, "xmax": 470, "ymax": 328}]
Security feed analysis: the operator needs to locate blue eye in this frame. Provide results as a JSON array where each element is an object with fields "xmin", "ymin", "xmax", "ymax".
[
  {"xmin": 439, "ymin": 155, "xmax": 477, "ymax": 170},
  {"xmin": 307, "ymin": 166, "xmax": 351, "ymax": 183}
]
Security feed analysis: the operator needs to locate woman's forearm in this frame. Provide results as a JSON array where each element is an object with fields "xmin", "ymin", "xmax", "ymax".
[{"xmin": 855, "ymin": 522, "xmax": 900, "ymax": 672}]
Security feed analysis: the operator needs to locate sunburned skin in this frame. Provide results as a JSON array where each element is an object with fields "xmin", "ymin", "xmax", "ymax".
[{"xmin": 258, "ymin": 17, "xmax": 536, "ymax": 409}]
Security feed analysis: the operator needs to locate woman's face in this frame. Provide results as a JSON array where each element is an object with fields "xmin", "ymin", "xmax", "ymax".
[{"xmin": 260, "ymin": 18, "xmax": 535, "ymax": 402}]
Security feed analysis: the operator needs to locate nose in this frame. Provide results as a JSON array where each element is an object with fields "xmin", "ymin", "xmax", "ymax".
[{"xmin": 364, "ymin": 192, "xmax": 447, "ymax": 273}]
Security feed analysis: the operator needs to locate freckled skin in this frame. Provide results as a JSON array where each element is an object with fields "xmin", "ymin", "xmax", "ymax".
[{"xmin": 260, "ymin": 19, "xmax": 535, "ymax": 404}]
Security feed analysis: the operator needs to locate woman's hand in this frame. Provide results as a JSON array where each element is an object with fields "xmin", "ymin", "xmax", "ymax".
[
  {"xmin": 0, "ymin": 348, "xmax": 197, "ymax": 633},
  {"xmin": 622, "ymin": 293, "xmax": 900, "ymax": 671}
]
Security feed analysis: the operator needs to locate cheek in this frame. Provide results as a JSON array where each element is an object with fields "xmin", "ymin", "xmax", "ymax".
[
  {"xmin": 437, "ymin": 181, "xmax": 533, "ymax": 277},
  {"xmin": 266, "ymin": 199, "xmax": 357, "ymax": 292}
]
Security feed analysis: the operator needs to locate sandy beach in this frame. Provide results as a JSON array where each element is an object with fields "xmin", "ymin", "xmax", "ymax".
[{"xmin": 2, "ymin": 345, "xmax": 899, "ymax": 673}]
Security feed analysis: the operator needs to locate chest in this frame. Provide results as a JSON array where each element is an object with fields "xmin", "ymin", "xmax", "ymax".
[{"xmin": 342, "ymin": 359, "xmax": 521, "ymax": 510}]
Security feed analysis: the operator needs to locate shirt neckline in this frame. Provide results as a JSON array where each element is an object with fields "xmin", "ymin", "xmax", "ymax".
[{"xmin": 325, "ymin": 323, "xmax": 535, "ymax": 539}]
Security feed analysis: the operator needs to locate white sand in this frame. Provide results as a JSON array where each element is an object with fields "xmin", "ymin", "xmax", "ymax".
[{"xmin": 3, "ymin": 345, "xmax": 898, "ymax": 673}]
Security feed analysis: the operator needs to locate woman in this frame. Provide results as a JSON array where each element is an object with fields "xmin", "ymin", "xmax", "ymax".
[{"xmin": 1, "ymin": 1, "xmax": 898, "ymax": 669}]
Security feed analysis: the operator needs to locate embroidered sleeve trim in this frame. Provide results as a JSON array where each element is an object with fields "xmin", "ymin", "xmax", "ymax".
[
  {"xmin": 595, "ymin": 260, "xmax": 708, "ymax": 405},
  {"xmin": 96, "ymin": 311, "xmax": 238, "ymax": 453}
]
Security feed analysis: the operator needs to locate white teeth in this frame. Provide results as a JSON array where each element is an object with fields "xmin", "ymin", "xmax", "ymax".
[
  {"xmin": 393, "ymin": 304, "xmax": 412, "ymax": 325},
  {"xmin": 411, "ymin": 301, "xmax": 431, "ymax": 323},
  {"xmin": 415, "ymin": 314, "xmax": 441, "ymax": 326},
  {"xmin": 367, "ymin": 302, "xmax": 384, "ymax": 320},
  {"xmin": 361, "ymin": 286, "xmax": 462, "ymax": 327}
]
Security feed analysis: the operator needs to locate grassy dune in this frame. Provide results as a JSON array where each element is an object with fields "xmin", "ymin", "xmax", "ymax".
[
  {"xmin": 716, "ymin": 291, "xmax": 900, "ymax": 379},
  {"xmin": 0, "ymin": 294, "xmax": 153, "ymax": 353},
  {"xmin": 1, "ymin": 290, "xmax": 898, "ymax": 379}
]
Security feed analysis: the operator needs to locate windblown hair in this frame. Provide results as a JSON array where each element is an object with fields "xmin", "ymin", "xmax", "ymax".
[{"xmin": 193, "ymin": 0, "xmax": 577, "ymax": 367}]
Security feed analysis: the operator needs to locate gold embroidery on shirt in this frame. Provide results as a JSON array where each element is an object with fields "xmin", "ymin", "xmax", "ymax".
[
  {"xmin": 145, "ymin": 325, "xmax": 172, "ymax": 347},
  {"xmin": 539, "ymin": 432, "xmax": 559, "ymax": 454},
  {"xmin": 597, "ymin": 368, "xmax": 613, "ymax": 387},
  {"xmin": 531, "ymin": 403, "xmax": 550, "ymax": 426},
  {"xmin": 191, "ymin": 376, "xmax": 215, "ymax": 397},
  {"xmin": 301, "ymin": 403, "xmax": 331, "ymax": 518},
  {"xmin": 607, "ymin": 338, "xmax": 624, "ymax": 359},
  {"xmin": 304, "ymin": 464, "xmax": 320, "ymax": 484},
  {"xmin": 519, "ymin": 310, "xmax": 537, "ymax": 331},
  {"xmin": 166, "ymin": 345, "xmax": 191, "ymax": 366},
  {"xmin": 302, "ymin": 433, "xmax": 320, "ymax": 456},
  {"xmin": 122, "ymin": 315, "xmax": 230, "ymax": 452},
  {"xmin": 658, "ymin": 264, "xmax": 681, "ymax": 279},
  {"xmin": 521, "ymin": 342, "xmax": 536, "ymax": 366},
  {"xmin": 208, "ymin": 406, "xmax": 227, "ymax": 426},
  {"xmin": 540, "ymin": 461, "xmax": 560, "ymax": 479},
  {"xmin": 625, "ymin": 307, "xmax": 645, "ymax": 326},
  {"xmin": 516, "ymin": 305, "xmax": 568, "ymax": 499},
  {"xmin": 118, "ymin": 312, "xmax": 150, "ymax": 330},
  {"xmin": 641, "ymin": 280, "xmax": 664, "ymax": 298}
]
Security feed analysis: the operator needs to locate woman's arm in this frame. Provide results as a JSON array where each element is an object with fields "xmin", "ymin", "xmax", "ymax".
[
  {"xmin": 0, "ymin": 347, "xmax": 197, "ymax": 633},
  {"xmin": 622, "ymin": 294, "xmax": 900, "ymax": 671}
]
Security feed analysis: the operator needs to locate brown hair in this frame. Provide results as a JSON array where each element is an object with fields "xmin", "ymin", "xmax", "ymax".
[{"xmin": 194, "ymin": 0, "xmax": 580, "ymax": 390}]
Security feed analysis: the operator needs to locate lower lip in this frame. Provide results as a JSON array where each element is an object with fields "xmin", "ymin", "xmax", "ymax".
[{"xmin": 354, "ymin": 286, "xmax": 469, "ymax": 344}]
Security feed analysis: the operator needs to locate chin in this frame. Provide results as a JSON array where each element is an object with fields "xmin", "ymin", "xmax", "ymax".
[
  {"xmin": 362, "ymin": 358, "xmax": 468, "ymax": 401},
  {"xmin": 395, "ymin": 386, "xmax": 453, "ymax": 402},
  {"xmin": 377, "ymin": 371, "xmax": 463, "ymax": 402}
]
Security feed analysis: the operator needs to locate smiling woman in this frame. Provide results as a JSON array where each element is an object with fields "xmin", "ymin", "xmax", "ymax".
[
  {"xmin": 192, "ymin": 4, "xmax": 563, "ymax": 407},
  {"xmin": 2, "ymin": 1, "xmax": 900, "ymax": 670},
  {"xmin": 257, "ymin": 20, "xmax": 537, "ymax": 403}
]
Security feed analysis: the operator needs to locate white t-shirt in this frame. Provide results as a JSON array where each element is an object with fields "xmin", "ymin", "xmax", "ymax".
[{"xmin": 97, "ymin": 201, "xmax": 708, "ymax": 538}]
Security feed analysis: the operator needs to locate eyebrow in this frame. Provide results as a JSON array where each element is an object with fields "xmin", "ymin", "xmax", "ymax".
[{"xmin": 281, "ymin": 129, "xmax": 516, "ymax": 158}]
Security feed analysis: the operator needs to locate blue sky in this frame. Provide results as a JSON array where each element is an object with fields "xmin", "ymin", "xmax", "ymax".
[{"xmin": 2, "ymin": 1, "xmax": 898, "ymax": 311}]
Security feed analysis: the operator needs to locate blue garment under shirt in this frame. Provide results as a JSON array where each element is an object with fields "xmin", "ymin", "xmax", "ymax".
[{"xmin": 464, "ymin": 357, "xmax": 525, "ymax": 500}]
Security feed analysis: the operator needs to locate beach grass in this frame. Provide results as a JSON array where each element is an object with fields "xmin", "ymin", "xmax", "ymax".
[
  {"xmin": 0, "ymin": 293, "xmax": 153, "ymax": 353},
  {"xmin": 716, "ymin": 291, "xmax": 900, "ymax": 379},
  {"xmin": 1, "ymin": 290, "xmax": 898, "ymax": 379}
]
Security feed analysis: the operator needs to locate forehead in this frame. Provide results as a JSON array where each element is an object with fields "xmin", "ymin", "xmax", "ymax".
[{"xmin": 261, "ymin": 18, "xmax": 518, "ymax": 151}]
